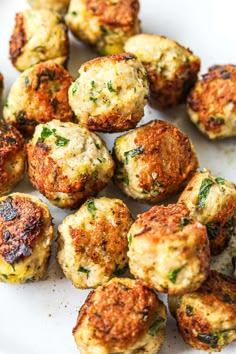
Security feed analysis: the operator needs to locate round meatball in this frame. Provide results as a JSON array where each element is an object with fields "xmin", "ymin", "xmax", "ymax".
[
  {"xmin": 9, "ymin": 9, "xmax": 69, "ymax": 72},
  {"xmin": 73, "ymin": 278, "xmax": 167, "ymax": 354},
  {"xmin": 68, "ymin": 53, "xmax": 149, "ymax": 132},
  {"xmin": 124, "ymin": 34, "xmax": 200, "ymax": 108},
  {"xmin": 27, "ymin": 0, "xmax": 70, "ymax": 13},
  {"xmin": 0, "ymin": 123, "xmax": 25, "ymax": 196},
  {"xmin": 27, "ymin": 120, "xmax": 115, "ymax": 208},
  {"xmin": 128, "ymin": 204, "xmax": 210, "ymax": 295},
  {"xmin": 3, "ymin": 61, "xmax": 75, "ymax": 136},
  {"xmin": 168, "ymin": 270, "xmax": 236, "ymax": 352},
  {"xmin": 187, "ymin": 64, "xmax": 236, "ymax": 139},
  {"xmin": 0, "ymin": 72, "xmax": 3, "ymax": 100},
  {"xmin": 57, "ymin": 197, "xmax": 133, "ymax": 288},
  {"xmin": 178, "ymin": 169, "xmax": 236, "ymax": 256},
  {"xmin": 66, "ymin": 0, "xmax": 140, "ymax": 55},
  {"xmin": 113, "ymin": 119, "xmax": 199, "ymax": 203},
  {"xmin": 0, "ymin": 193, "xmax": 53, "ymax": 284}
]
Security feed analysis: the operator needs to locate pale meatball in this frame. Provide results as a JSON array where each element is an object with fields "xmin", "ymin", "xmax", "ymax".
[
  {"xmin": 73, "ymin": 278, "xmax": 167, "ymax": 354},
  {"xmin": 187, "ymin": 65, "xmax": 236, "ymax": 139},
  {"xmin": 66, "ymin": 0, "xmax": 140, "ymax": 55},
  {"xmin": 27, "ymin": 120, "xmax": 115, "ymax": 208},
  {"xmin": 68, "ymin": 53, "xmax": 149, "ymax": 132},
  {"xmin": 27, "ymin": 0, "xmax": 70, "ymax": 13},
  {"xmin": 178, "ymin": 169, "xmax": 236, "ymax": 255},
  {"xmin": 0, "ymin": 72, "xmax": 3, "ymax": 100},
  {"xmin": 9, "ymin": 9, "xmax": 69, "ymax": 72},
  {"xmin": 57, "ymin": 197, "xmax": 133, "ymax": 288},
  {"xmin": 113, "ymin": 120, "xmax": 199, "ymax": 203},
  {"xmin": 3, "ymin": 61, "xmax": 75, "ymax": 137},
  {"xmin": 0, "ymin": 193, "xmax": 53, "ymax": 284},
  {"xmin": 124, "ymin": 34, "xmax": 200, "ymax": 108},
  {"xmin": 169, "ymin": 271, "xmax": 236, "ymax": 352},
  {"xmin": 128, "ymin": 204, "xmax": 210, "ymax": 295},
  {"xmin": 0, "ymin": 123, "xmax": 25, "ymax": 196}
]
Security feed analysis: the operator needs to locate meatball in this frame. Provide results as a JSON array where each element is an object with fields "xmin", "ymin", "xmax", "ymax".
[
  {"xmin": 0, "ymin": 72, "xmax": 3, "ymax": 100},
  {"xmin": 168, "ymin": 270, "xmax": 236, "ymax": 352},
  {"xmin": 128, "ymin": 203, "xmax": 210, "ymax": 295},
  {"xmin": 9, "ymin": 9, "xmax": 69, "ymax": 72},
  {"xmin": 187, "ymin": 64, "xmax": 236, "ymax": 139},
  {"xmin": 73, "ymin": 278, "xmax": 167, "ymax": 353},
  {"xmin": 0, "ymin": 193, "xmax": 53, "ymax": 284},
  {"xmin": 124, "ymin": 34, "xmax": 200, "ymax": 108},
  {"xmin": 113, "ymin": 119, "xmax": 199, "ymax": 203},
  {"xmin": 27, "ymin": 0, "xmax": 70, "ymax": 13},
  {"xmin": 27, "ymin": 120, "xmax": 115, "ymax": 208},
  {"xmin": 178, "ymin": 169, "xmax": 236, "ymax": 255},
  {"xmin": 3, "ymin": 60, "xmax": 75, "ymax": 136},
  {"xmin": 57, "ymin": 196, "xmax": 133, "ymax": 288},
  {"xmin": 68, "ymin": 53, "xmax": 148, "ymax": 132},
  {"xmin": 0, "ymin": 123, "xmax": 25, "ymax": 196},
  {"xmin": 66, "ymin": 0, "xmax": 140, "ymax": 55}
]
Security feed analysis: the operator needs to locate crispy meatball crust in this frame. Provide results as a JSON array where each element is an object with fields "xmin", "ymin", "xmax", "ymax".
[
  {"xmin": 128, "ymin": 204, "xmax": 210, "ymax": 295},
  {"xmin": 125, "ymin": 34, "xmax": 200, "ymax": 108},
  {"xmin": 68, "ymin": 53, "xmax": 149, "ymax": 132},
  {"xmin": 0, "ymin": 123, "xmax": 25, "ymax": 196},
  {"xmin": 187, "ymin": 64, "xmax": 236, "ymax": 139},
  {"xmin": 27, "ymin": 0, "xmax": 70, "ymax": 13},
  {"xmin": 0, "ymin": 72, "xmax": 3, "ymax": 99},
  {"xmin": 66, "ymin": 0, "xmax": 140, "ymax": 55},
  {"xmin": 0, "ymin": 193, "xmax": 53, "ymax": 284},
  {"xmin": 113, "ymin": 119, "xmax": 199, "ymax": 203},
  {"xmin": 169, "ymin": 270, "xmax": 236, "ymax": 352},
  {"xmin": 57, "ymin": 197, "xmax": 133, "ymax": 288},
  {"xmin": 73, "ymin": 278, "xmax": 167, "ymax": 353},
  {"xmin": 3, "ymin": 61, "xmax": 75, "ymax": 137},
  {"xmin": 178, "ymin": 169, "xmax": 236, "ymax": 255},
  {"xmin": 9, "ymin": 10, "xmax": 69, "ymax": 72},
  {"xmin": 27, "ymin": 120, "xmax": 115, "ymax": 208}
]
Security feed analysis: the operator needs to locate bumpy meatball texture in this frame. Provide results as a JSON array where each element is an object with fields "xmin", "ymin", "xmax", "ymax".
[
  {"xmin": 69, "ymin": 53, "xmax": 149, "ymax": 132},
  {"xmin": 27, "ymin": 0, "xmax": 70, "ymax": 13},
  {"xmin": 128, "ymin": 204, "xmax": 210, "ymax": 295},
  {"xmin": 73, "ymin": 278, "xmax": 167, "ymax": 354},
  {"xmin": 9, "ymin": 9, "xmax": 69, "ymax": 71},
  {"xmin": 57, "ymin": 197, "xmax": 133, "ymax": 288},
  {"xmin": 113, "ymin": 119, "xmax": 199, "ymax": 203},
  {"xmin": 27, "ymin": 120, "xmax": 115, "ymax": 208},
  {"xmin": 0, "ymin": 193, "xmax": 53, "ymax": 284},
  {"xmin": 187, "ymin": 64, "xmax": 236, "ymax": 139},
  {"xmin": 66, "ymin": 0, "xmax": 140, "ymax": 55},
  {"xmin": 0, "ymin": 72, "xmax": 3, "ymax": 99}
]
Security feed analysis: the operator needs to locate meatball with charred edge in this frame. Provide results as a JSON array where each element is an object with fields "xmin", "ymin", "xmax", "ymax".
[
  {"xmin": 68, "ymin": 53, "xmax": 149, "ymax": 132},
  {"xmin": 128, "ymin": 203, "xmax": 210, "ymax": 295},
  {"xmin": 27, "ymin": 0, "xmax": 70, "ymax": 13},
  {"xmin": 187, "ymin": 64, "xmax": 236, "ymax": 139},
  {"xmin": 178, "ymin": 169, "xmax": 236, "ymax": 256},
  {"xmin": 3, "ymin": 61, "xmax": 75, "ymax": 137},
  {"xmin": 73, "ymin": 278, "xmax": 167, "ymax": 354},
  {"xmin": 169, "ymin": 271, "xmax": 236, "ymax": 352},
  {"xmin": 0, "ymin": 72, "xmax": 3, "ymax": 99},
  {"xmin": 0, "ymin": 123, "xmax": 25, "ymax": 196},
  {"xmin": 9, "ymin": 9, "xmax": 69, "ymax": 72},
  {"xmin": 113, "ymin": 119, "xmax": 199, "ymax": 203},
  {"xmin": 0, "ymin": 193, "xmax": 53, "ymax": 284},
  {"xmin": 124, "ymin": 33, "xmax": 200, "ymax": 108},
  {"xmin": 66, "ymin": 0, "xmax": 140, "ymax": 55}
]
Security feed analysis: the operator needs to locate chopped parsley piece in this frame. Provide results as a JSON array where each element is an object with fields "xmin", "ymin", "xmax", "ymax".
[
  {"xmin": 149, "ymin": 317, "xmax": 165, "ymax": 336},
  {"xmin": 144, "ymin": 94, "xmax": 149, "ymax": 99},
  {"xmin": 186, "ymin": 305, "xmax": 193, "ymax": 317},
  {"xmin": 26, "ymin": 277, "xmax": 35, "ymax": 283},
  {"xmin": 215, "ymin": 177, "xmax": 225, "ymax": 185},
  {"xmin": 121, "ymin": 173, "xmax": 129, "ymax": 185},
  {"xmin": 25, "ymin": 76, "xmax": 30, "ymax": 87},
  {"xmin": 206, "ymin": 222, "xmax": 220, "ymax": 240},
  {"xmin": 39, "ymin": 126, "xmax": 54, "ymax": 141},
  {"xmin": 113, "ymin": 263, "xmax": 128, "ymax": 276},
  {"xmin": 37, "ymin": 127, "xmax": 69, "ymax": 147},
  {"xmin": 54, "ymin": 134, "xmax": 69, "ymax": 147},
  {"xmin": 0, "ymin": 274, "xmax": 8, "ymax": 279},
  {"xmin": 197, "ymin": 333, "xmax": 218, "ymax": 348},
  {"xmin": 92, "ymin": 170, "xmax": 98, "ymax": 181},
  {"xmin": 86, "ymin": 198, "xmax": 96, "ymax": 218},
  {"xmin": 124, "ymin": 145, "xmax": 144, "ymax": 164},
  {"xmin": 72, "ymin": 81, "xmax": 79, "ymax": 95},
  {"xmin": 207, "ymin": 116, "xmax": 225, "ymax": 127},
  {"xmin": 71, "ymin": 11, "xmax": 77, "ymax": 16},
  {"xmin": 133, "ymin": 87, "xmax": 137, "ymax": 93},
  {"xmin": 168, "ymin": 267, "xmax": 182, "ymax": 284},
  {"xmin": 11, "ymin": 264, "xmax": 16, "ymax": 272},
  {"xmin": 223, "ymin": 294, "xmax": 233, "ymax": 304},
  {"xmin": 97, "ymin": 157, "xmax": 106, "ymax": 163},
  {"xmin": 90, "ymin": 80, "xmax": 95, "ymax": 88},
  {"xmin": 78, "ymin": 266, "xmax": 90, "ymax": 278},
  {"xmin": 4, "ymin": 101, "xmax": 9, "ymax": 108},
  {"xmin": 197, "ymin": 178, "xmax": 214, "ymax": 208},
  {"xmin": 180, "ymin": 217, "xmax": 191, "ymax": 226},
  {"xmin": 142, "ymin": 189, "xmax": 149, "ymax": 194},
  {"xmin": 95, "ymin": 142, "xmax": 100, "ymax": 150},
  {"xmin": 107, "ymin": 80, "xmax": 116, "ymax": 92},
  {"xmin": 128, "ymin": 234, "xmax": 133, "ymax": 246},
  {"xmin": 90, "ymin": 96, "xmax": 97, "ymax": 102}
]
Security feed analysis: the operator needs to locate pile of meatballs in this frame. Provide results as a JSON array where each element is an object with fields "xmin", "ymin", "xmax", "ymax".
[{"xmin": 0, "ymin": 0, "xmax": 236, "ymax": 353}]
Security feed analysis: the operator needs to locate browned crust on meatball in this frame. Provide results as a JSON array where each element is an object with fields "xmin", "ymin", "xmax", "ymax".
[
  {"xmin": 208, "ymin": 217, "xmax": 235, "ymax": 256},
  {"xmin": 82, "ymin": 52, "xmax": 137, "ymax": 72},
  {"xmin": 9, "ymin": 13, "xmax": 27, "ymax": 65}
]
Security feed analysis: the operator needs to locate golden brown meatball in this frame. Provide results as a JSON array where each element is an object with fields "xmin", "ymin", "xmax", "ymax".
[
  {"xmin": 57, "ymin": 196, "xmax": 133, "ymax": 288},
  {"xmin": 113, "ymin": 119, "xmax": 199, "ymax": 203},
  {"xmin": 0, "ymin": 72, "xmax": 3, "ymax": 99},
  {"xmin": 73, "ymin": 278, "xmax": 167, "ymax": 353},
  {"xmin": 27, "ymin": 0, "xmax": 70, "ymax": 13},
  {"xmin": 9, "ymin": 9, "xmax": 69, "ymax": 72},
  {"xmin": 68, "ymin": 53, "xmax": 149, "ymax": 132},
  {"xmin": 0, "ymin": 123, "xmax": 25, "ymax": 196},
  {"xmin": 128, "ymin": 203, "xmax": 210, "ymax": 295},
  {"xmin": 124, "ymin": 34, "xmax": 200, "ymax": 108},
  {"xmin": 178, "ymin": 169, "xmax": 236, "ymax": 256},
  {"xmin": 169, "ymin": 270, "xmax": 236, "ymax": 352},
  {"xmin": 0, "ymin": 193, "xmax": 53, "ymax": 284},
  {"xmin": 66, "ymin": 0, "xmax": 140, "ymax": 55},
  {"xmin": 187, "ymin": 64, "xmax": 236, "ymax": 139},
  {"xmin": 27, "ymin": 120, "xmax": 115, "ymax": 208},
  {"xmin": 3, "ymin": 61, "xmax": 75, "ymax": 137}
]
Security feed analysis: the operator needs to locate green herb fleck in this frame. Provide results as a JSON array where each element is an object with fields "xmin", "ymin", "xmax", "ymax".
[
  {"xmin": 97, "ymin": 157, "xmax": 106, "ymax": 163},
  {"xmin": 197, "ymin": 333, "xmax": 218, "ymax": 348},
  {"xmin": 124, "ymin": 145, "xmax": 144, "ymax": 164},
  {"xmin": 38, "ymin": 127, "xmax": 69, "ymax": 147},
  {"xmin": 0, "ymin": 274, "xmax": 8, "ymax": 279},
  {"xmin": 4, "ymin": 101, "xmax": 9, "ymax": 108},
  {"xmin": 144, "ymin": 94, "xmax": 149, "ymax": 99},
  {"xmin": 95, "ymin": 142, "xmax": 100, "ymax": 150},
  {"xmin": 197, "ymin": 178, "xmax": 214, "ymax": 208},
  {"xmin": 206, "ymin": 222, "xmax": 220, "ymax": 240},
  {"xmin": 121, "ymin": 173, "xmax": 129, "ymax": 185},
  {"xmin": 149, "ymin": 317, "xmax": 165, "ymax": 336},
  {"xmin": 86, "ymin": 198, "xmax": 96, "ymax": 218},
  {"xmin": 207, "ymin": 116, "xmax": 225, "ymax": 127},
  {"xmin": 134, "ymin": 87, "xmax": 137, "ymax": 93},
  {"xmin": 186, "ymin": 305, "xmax": 193, "ymax": 317},
  {"xmin": 215, "ymin": 177, "xmax": 225, "ymax": 185},
  {"xmin": 223, "ymin": 294, "xmax": 233, "ymax": 304},
  {"xmin": 107, "ymin": 81, "xmax": 116, "ymax": 92},
  {"xmin": 180, "ymin": 217, "xmax": 191, "ymax": 226},
  {"xmin": 90, "ymin": 80, "xmax": 95, "ymax": 88},
  {"xmin": 78, "ymin": 266, "xmax": 90, "ymax": 278},
  {"xmin": 92, "ymin": 170, "xmax": 98, "ymax": 181},
  {"xmin": 168, "ymin": 267, "xmax": 182, "ymax": 284},
  {"xmin": 71, "ymin": 11, "xmax": 77, "ymax": 16},
  {"xmin": 39, "ymin": 126, "xmax": 53, "ymax": 141},
  {"xmin": 128, "ymin": 234, "xmax": 133, "ymax": 246},
  {"xmin": 26, "ymin": 276, "xmax": 35, "ymax": 283},
  {"xmin": 72, "ymin": 81, "xmax": 79, "ymax": 95},
  {"xmin": 54, "ymin": 134, "xmax": 69, "ymax": 148},
  {"xmin": 90, "ymin": 96, "xmax": 97, "ymax": 102},
  {"xmin": 142, "ymin": 189, "xmax": 149, "ymax": 194},
  {"xmin": 11, "ymin": 264, "xmax": 16, "ymax": 272},
  {"xmin": 25, "ymin": 76, "xmax": 30, "ymax": 87},
  {"xmin": 113, "ymin": 263, "xmax": 128, "ymax": 276}
]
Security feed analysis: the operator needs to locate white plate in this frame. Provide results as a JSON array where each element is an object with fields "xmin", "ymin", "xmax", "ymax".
[{"xmin": 0, "ymin": 0, "xmax": 236, "ymax": 353}]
